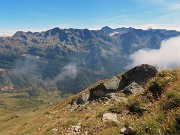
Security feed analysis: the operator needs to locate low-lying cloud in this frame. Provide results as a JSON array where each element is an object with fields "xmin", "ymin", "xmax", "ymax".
[
  {"xmin": 12, "ymin": 55, "xmax": 39, "ymax": 74},
  {"xmin": 128, "ymin": 36, "xmax": 180, "ymax": 69},
  {"xmin": 53, "ymin": 63, "xmax": 78, "ymax": 83},
  {"xmin": 12, "ymin": 55, "xmax": 78, "ymax": 84}
]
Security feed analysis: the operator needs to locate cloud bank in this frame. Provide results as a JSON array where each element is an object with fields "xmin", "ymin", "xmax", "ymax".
[
  {"xmin": 128, "ymin": 36, "xmax": 180, "ymax": 69},
  {"xmin": 12, "ymin": 55, "xmax": 78, "ymax": 84},
  {"xmin": 53, "ymin": 63, "xmax": 78, "ymax": 83}
]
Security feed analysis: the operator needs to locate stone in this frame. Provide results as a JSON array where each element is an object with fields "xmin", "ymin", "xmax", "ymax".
[
  {"xmin": 120, "ymin": 126, "xmax": 134, "ymax": 135},
  {"xmin": 89, "ymin": 76, "xmax": 123, "ymax": 100},
  {"xmin": 105, "ymin": 93, "xmax": 127, "ymax": 102},
  {"xmin": 52, "ymin": 127, "xmax": 58, "ymax": 132},
  {"xmin": 102, "ymin": 113, "xmax": 118, "ymax": 122},
  {"xmin": 89, "ymin": 64, "xmax": 157, "ymax": 101},
  {"xmin": 89, "ymin": 83, "xmax": 109, "ymax": 100},
  {"xmin": 70, "ymin": 92, "xmax": 90, "ymax": 105},
  {"xmin": 106, "ymin": 93, "xmax": 117, "ymax": 99},
  {"xmin": 103, "ymin": 76, "xmax": 121, "ymax": 90},
  {"xmin": 121, "ymin": 64, "xmax": 158, "ymax": 87},
  {"xmin": 72, "ymin": 125, "xmax": 81, "ymax": 132},
  {"xmin": 123, "ymin": 82, "xmax": 144, "ymax": 95}
]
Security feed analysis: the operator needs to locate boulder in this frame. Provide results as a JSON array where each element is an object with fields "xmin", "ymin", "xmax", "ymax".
[
  {"xmin": 120, "ymin": 64, "xmax": 158, "ymax": 88},
  {"xmin": 123, "ymin": 82, "xmax": 144, "ymax": 95},
  {"xmin": 102, "ymin": 113, "xmax": 118, "ymax": 122},
  {"xmin": 89, "ymin": 76, "xmax": 123, "ymax": 100}
]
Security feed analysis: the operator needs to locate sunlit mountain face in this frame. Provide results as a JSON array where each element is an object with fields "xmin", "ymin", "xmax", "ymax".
[{"xmin": 0, "ymin": 27, "xmax": 180, "ymax": 94}]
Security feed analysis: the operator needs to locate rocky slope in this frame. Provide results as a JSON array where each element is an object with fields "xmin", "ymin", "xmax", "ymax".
[
  {"xmin": 4, "ymin": 64, "xmax": 179, "ymax": 135},
  {"xmin": 0, "ymin": 27, "xmax": 180, "ymax": 95}
]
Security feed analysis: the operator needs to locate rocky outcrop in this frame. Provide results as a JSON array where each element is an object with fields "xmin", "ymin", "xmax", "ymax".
[
  {"xmin": 89, "ymin": 64, "xmax": 157, "ymax": 100},
  {"xmin": 120, "ymin": 64, "xmax": 158, "ymax": 87},
  {"xmin": 89, "ymin": 76, "xmax": 123, "ymax": 100},
  {"xmin": 70, "ymin": 64, "xmax": 158, "ymax": 105},
  {"xmin": 70, "ymin": 92, "xmax": 90, "ymax": 106}
]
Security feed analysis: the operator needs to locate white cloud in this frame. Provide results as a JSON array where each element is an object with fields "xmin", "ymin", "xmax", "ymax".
[
  {"xmin": 128, "ymin": 36, "xmax": 180, "ymax": 69},
  {"xmin": 0, "ymin": 30, "xmax": 17, "ymax": 37},
  {"xmin": 53, "ymin": 63, "xmax": 78, "ymax": 83}
]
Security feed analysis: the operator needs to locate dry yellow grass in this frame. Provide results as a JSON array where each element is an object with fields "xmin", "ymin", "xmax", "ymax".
[{"xmin": 1, "ymin": 69, "xmax": 180, "ymax": 135}]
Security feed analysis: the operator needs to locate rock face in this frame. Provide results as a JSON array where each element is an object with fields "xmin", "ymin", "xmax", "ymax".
[
  {"xmin": 102, "ymin": 113, "xmax": 118, "ymax": 122},
  {"xmin": 88, "ymin": 76, "xmax": 126, "ymax": 101},
  {"xmin": 89, "ymin": 64, "xmax": 157, "ymax": 100},
  {"xmin": 70, "ymin": 64, "xmax": 158, "ymax": 105},
  {"xmin": 104, "ymin": 76, "xmax": 121, "ymax": 90}
]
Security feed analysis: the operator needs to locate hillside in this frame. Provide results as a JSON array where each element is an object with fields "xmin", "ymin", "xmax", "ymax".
[{"xmin": 3, "ymin": 64, "xmax": 179, "ymax": 135}]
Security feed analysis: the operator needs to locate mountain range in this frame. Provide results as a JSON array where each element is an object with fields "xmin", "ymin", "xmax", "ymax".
[{"xmin": 0, "ymin": 26, "xmax": 180, "ymax": 95}]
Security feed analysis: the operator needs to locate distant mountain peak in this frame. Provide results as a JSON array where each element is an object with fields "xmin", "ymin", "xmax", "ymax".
[
  {"xmin": 101, "ymin": 26, "xmax": 112, "ymax": 33},
  {"xmin": 12, "ymin": 31, "xmax": 27, "ymax": 39}
]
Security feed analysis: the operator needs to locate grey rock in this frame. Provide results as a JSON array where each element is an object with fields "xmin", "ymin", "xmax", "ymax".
[
  {"xmin": 102, "ymin": 113, "xmax": 118, "ymax": 122},
  {"xmin": 70, "ymin": 64, "xmax": 157, "ymax": 105},
  {"xmin": 123, "ymin": 82, "xmax": 144, "ymax": 95},
  {"xmin": 72, "ymin": 125, "xmax": 81, "ymax": 132},
  {"xmin": 70, "ymin": 92, "xmax": 90, "ymax": 105},
  {"xmin": 104, "ymin": 76, "xmax": 121, "ymax": 90},
  {"xmin": 121, "ymin": 64, "xmax": 158, "ymax": 87},
  {"xmin": 120, "ymin": 126, "xmax": 134, "ymax": 135},
  {"xmin": 89, "ymin": 76, "xmax": 123, "ymax": 100},
  {"xmin": 88, "ymin": 64, "xmax": 157, "ymax": 101},
  {"xmin": 105, "ymin": 93, "xmax": 127, "ymax": 102}
]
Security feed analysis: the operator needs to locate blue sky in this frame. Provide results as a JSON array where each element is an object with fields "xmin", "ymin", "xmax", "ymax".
[{"xmin": 0, "ymin": 0, "xmax": 180, "ymax": 36}]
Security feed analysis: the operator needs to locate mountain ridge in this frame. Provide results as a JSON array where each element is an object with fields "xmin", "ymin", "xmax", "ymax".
[{"xmin": 0, "ymin": 26, "xmax": 180, "ymax": 95}]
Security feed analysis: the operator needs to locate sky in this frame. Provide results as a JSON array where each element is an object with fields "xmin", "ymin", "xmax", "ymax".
[{"xmin": 0, "ymin": 0, "xmax": 180, "ymax": 36}]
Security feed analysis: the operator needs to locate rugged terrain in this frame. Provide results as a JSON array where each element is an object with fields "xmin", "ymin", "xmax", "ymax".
[
  {"xmin": 0, "ymin": 27, "xmax": 180, "ymax": 135},
  {"xmin": 1, "ymin": 64, "xmax": 179, "ymax": 135},
  {"xmin": 0, "ymin": 27, "xmax": 180, "ymax": 95}
]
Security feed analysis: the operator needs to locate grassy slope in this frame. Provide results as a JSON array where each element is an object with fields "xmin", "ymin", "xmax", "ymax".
[
  {"xmin": 2, "ymin": 69, "xmax": 180, "ymax": 135},
  {"xmin": 0, "ymin": 90, "xmax": 62, "ymax": 135}
]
